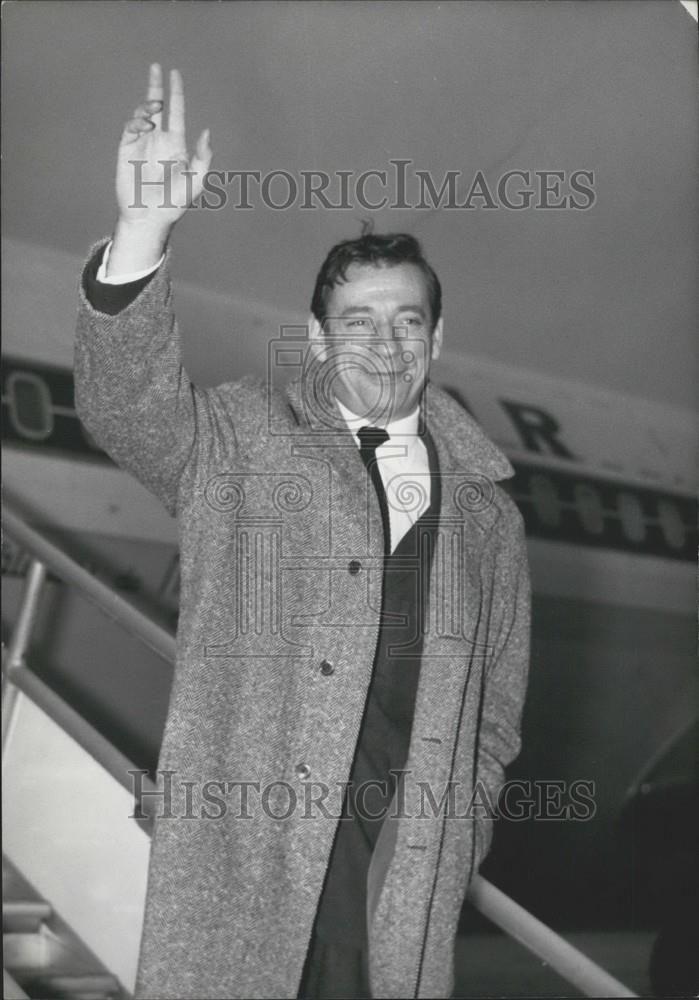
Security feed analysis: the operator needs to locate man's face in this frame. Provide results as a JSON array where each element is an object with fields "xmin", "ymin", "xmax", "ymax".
[{"xmin": 309, "ymin": 263, "xmax": 443, "ymax": 424}]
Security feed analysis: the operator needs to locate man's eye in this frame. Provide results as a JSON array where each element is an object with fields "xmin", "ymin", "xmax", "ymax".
[
  {"xmin": 394, "ymin": 318, "xmax": 422, "ymax": 333},
  {"xmin": 346, "ymin": 318, "xmax": 369, "ymax": 329}
]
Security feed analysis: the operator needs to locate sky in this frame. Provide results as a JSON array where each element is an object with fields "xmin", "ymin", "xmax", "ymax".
[{"xmin": 2, "ymin": 0, "xmax": 697, "ymax": 408}]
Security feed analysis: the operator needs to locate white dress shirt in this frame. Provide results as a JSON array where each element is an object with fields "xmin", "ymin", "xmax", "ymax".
[
  {"xmin": 97, "ymin": 243, "xmax": 433, "ymax": 553},
  {"xmin": 96, "ymin": 241, "xmax": 165, "ymax": 284},
  {"xmin": 335, "ymin": 398, "xmax": 431, "ymax": 553}
]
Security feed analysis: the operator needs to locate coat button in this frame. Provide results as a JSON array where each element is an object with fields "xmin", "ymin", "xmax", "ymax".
[
  {"xmin": 295, "ymin": 763, "xmax": 311, "ymax": 780},
  {"xmin": 320, "ymin": 659, "xmax": 334, "ymax": 676},
  {"xmin": 348, "ymin": 560, "xmax": 362, "ymax": 575}
]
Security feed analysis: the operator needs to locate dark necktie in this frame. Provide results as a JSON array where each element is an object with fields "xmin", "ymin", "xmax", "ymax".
[{"xmin": 357, "ymin": 425, "xmax": 391, "ymax": 554}]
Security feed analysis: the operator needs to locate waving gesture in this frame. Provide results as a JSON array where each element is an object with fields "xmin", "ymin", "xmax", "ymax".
[{"xmin": 109, "ymin": 64, "xmax": 212, "ymax": 275}]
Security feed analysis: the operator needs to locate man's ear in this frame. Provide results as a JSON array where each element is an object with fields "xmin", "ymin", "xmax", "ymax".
[
  {"xmin": 306, "ymin": 313, "xmax": 325, "ymax": 361},
  {"xmin": 307, "ymin": 313, "xmax": 325, "ymax": 361},
  {"xmin": 308, "ymin": 313, "xmax": 323, "ymax": 341},
  {"xmin": 431, "ymin": 317, "xmax": 444, "ymax": 361}
]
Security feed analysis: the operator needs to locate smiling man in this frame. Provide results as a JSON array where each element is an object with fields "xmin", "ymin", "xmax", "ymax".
[
  {"xmin": 310, "ymin": 251, "xmax": 443, "ymax": 424},
  {"xmin": 74, "ymin": 65, "xmax": 531, "ymax": 1000}
]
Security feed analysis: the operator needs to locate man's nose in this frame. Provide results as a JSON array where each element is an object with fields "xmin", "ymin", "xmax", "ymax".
[
  {"xmin": 371, "ymin": 335, "xmax": 400, "ymax": 363},
  {"xmin": 374, "ymin": 319, "xmax": 407, "ymax": 342}
]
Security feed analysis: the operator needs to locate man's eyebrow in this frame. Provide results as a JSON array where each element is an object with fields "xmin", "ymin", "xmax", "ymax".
[
  {"xmin": 338, "ymin": 304, "xmax": 427, "ymax": 317},
  {"xmin": 395, "ymin": 304, "xmax": 427, "ymax": 315}
]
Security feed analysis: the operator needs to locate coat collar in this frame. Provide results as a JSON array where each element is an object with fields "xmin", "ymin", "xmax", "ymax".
[
  {"xmin": 419, "ymin": 380, "xmax": 514, "ymax": 482},
  {"xmin": 283, "ymin": 376, "xmax": 513, "ymax": 550},
  {"xmin": 283, "ymin": 376, "xmax": 514, "ymax": 482}
]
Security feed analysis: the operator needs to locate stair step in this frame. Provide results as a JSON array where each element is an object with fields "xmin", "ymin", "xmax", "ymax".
[
  {"xmin": 3, "ymin": 857, "xmax": 128, "ymax": 998},
  {"xmin": 3, "ymin": 930, "xmax": 68, "ymax": 972},
  {"xmin": 3, "ymin": 900, "xmax": 52, "ymax": 932},
  {"xmin": 3, "ymin": 970, "xmax": 29, "ymax": 999},
  {"xmin": 4, "ymin": 931, "xmax": 126, "ymax": 998},
  {"xmin": 38, "ymin": 973, "xmax": 122, "ymax": 998}
]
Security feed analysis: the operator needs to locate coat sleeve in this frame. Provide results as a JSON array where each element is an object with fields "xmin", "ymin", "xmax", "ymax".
[
  {"xmin": 73, "ymin": 240, "xmax": 235, "ymax": 517},
  {"xmin": 472, "ymin": 502, "xmax": 531, "ymax": 870}
]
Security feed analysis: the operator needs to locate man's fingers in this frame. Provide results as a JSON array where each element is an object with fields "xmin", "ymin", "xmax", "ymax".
[
  {"xmin": 188, "ymin": 129, "xmax": 213, "ymax": 199},
  {"xmin": 120, "ymin": 64, "xmax": 191, "ymax": 150},
  {"xmin": 119, "ymin": 112, "xmax": 154, "ymax": 146},
  {"xmin": 168, "ymin": 68, "xmax": 185, "ymax": 136},
  {"xmin": 120, "ymin": 93, "xmax": 162, "ymax": 147},
  {"xmin": 132, "ymin": 101, "xmax": 163, "ymax": 120},
  {"xmin": 194, "ymin": 128, "xmax": 213, "ymax": 166},
  {"xmin": 125, "ymin": 115, "xmax": 156, "ymax": 135},
  {"xmin": 146, "ymin": 62, "xmax": 163, "ymax": 102},
  {"xmin": 146, "ymin": 63, "xmax": 164, "ymax": 129}
]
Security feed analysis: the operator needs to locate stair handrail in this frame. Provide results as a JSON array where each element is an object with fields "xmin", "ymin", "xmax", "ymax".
[
  {"xmin": 466, "ymin": 875, "xmax": 638, "ymax": 997},
  {"xmin": 2, "ymin": 502, "xmax": 639, "ymax": 997},
  {"xmin": 2, "ymin": 501, "xmax": 167, "ymax": 805},
  {"xmin": 3, "ymin": 503, "xmax": 176, "ymax": 664}
]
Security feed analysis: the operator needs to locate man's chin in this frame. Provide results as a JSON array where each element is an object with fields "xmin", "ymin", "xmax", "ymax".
[{"xmin": 335, "ymin": 385, "xmax": 418, "ymax": 422}]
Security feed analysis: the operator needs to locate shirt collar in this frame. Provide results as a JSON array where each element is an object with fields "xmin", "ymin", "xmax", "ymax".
[{"xmin": 334, "ymin": 396, "xmax": 420, "ymax": 445}]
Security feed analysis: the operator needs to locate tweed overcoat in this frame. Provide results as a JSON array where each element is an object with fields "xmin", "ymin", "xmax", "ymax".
[{"xmin": 74, "ymin": 243, "xmax": 531, "ymax": 1000}]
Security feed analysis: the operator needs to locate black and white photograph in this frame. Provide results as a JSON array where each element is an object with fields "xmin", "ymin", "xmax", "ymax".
[{"xmin": 2, "ymin": 2, "xmax": 697, "ymax": 998}]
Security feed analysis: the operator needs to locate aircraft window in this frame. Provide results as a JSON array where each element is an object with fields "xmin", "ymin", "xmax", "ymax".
[
  {"xmin": 617, "ymin": 492, "xmax": 646, "ymax": 543},
  {"xmin": 5, "ymin": 371, "xmax": 54, "ymax": 441},
  {"xmin": 574, "ymin": 484, "xmax": 605, "ymax": 535},
  {"xmin": 657, "ymin": 500, "xmax": 685, "ymax": 550},
  {"xmin": 529, "ymin": 474, "xmax": 560, "ymax": 527}
]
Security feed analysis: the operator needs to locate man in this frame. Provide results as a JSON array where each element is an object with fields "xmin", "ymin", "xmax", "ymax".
[{"xmin": 74, "ymin": 65, "xmax": 530, "ymax": 1000}]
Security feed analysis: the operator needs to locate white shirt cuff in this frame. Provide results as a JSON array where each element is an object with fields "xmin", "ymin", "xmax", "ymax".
[{"xmin": 96, "ymin": 241, "xmax": 165, "ymax": 285}]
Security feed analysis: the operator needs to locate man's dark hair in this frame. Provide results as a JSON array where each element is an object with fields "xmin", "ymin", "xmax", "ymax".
[{"xmin": 310, "ymin": 226, "xmax": 442, "ymax": 329}]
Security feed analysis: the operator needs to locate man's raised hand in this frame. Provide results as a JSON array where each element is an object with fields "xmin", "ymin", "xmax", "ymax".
[{"xmin": 109, "ymin": 64, "xmax": 212, "ymax": 275}]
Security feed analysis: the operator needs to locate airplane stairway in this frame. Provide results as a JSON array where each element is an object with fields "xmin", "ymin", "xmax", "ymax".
[
  {"xmin": 2, "ymin": 502, "xmax": 643, "ymax": 1000},
  {"xmin": 3, "ymin": 856, "xmax": 127, "ymax": 1000}
]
